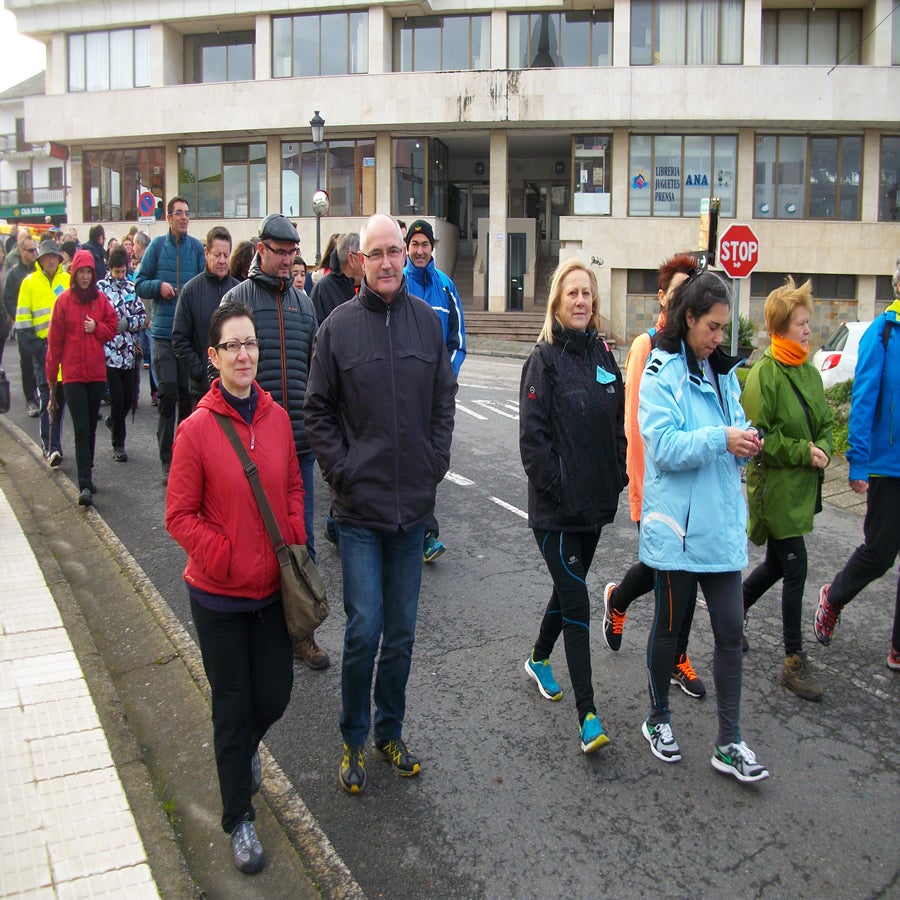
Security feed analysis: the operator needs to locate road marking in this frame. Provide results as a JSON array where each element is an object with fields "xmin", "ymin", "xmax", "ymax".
[
  {"xmin": 473, "ymin": 399, "xmax": 519, "ymax": 420},
  {"xmin": 444, "ymin": 471, "xmax": 474, "ymax": 486},
  {"xmin": 456, "ymin": 402, "xmax": 488, "ymax": 420},
  {"xmin": 490, "ymin": 496, "xmax": 528, "ymax": 519}
]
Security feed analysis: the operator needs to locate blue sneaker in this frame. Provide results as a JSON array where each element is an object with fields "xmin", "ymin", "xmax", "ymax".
[
  {"xmin": 423, "ymin": 532, "xmax": 446, "ymax": 563},
  {"xmin": 524, "ymin": 650, "xmax": 562, "ymax": 701},
  {"xmin": 580, "ymin": 712, "xmax": 609, "ymax": 753}
]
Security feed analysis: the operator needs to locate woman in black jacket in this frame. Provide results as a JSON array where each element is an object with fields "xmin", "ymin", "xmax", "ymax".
[{"xmin": 519, "ymin": 258, "xmax": 627, "ymax": 753}]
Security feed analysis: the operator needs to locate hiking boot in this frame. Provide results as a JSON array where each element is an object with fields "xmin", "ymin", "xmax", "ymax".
[
  {"xmin": 780, "ymin": 652, "xmax": 824, "ymax": 701},
  {"xmin": 340, "ymin": 743, "xmax": 366, "ymax": 794},
  {"xmin": 887, "ymin": 647, "xmax": 900, "ymax": 671},
  {"xmin": 78, "ymin": 488, "xmax": 93, "ymax": 507},
  {"xmin": 113, "ymin": 446, "xmax": 128, "ymax": 462},
  {"xmin": 671, "ymin": 652, "xmax": 707, "ymax": 698},
  {"xmin": 814, "ymin": 584, "xmax": 840, "ymax": 645},
  {"xmin": 423, "ymin": 531, "xmax": 446, "ymax": 563},
  {"xmin": 293, "ymin": 634, "xmax": 330, "ymax": 670},
  {"xmin": 580, "ymin": 712, "xmax": 609, "ymax": 754},
  {"xmin": 642, "ymin": 720, "xmax": 681, "ymax": 763},
  {"xmin": 603, "ymin": 582, "xmax": 626, "ymax": 652},
  {"xmin": 524, "ymin": 650, "xmax": 562, "ymax": 701},
  {"xmin": 230, "ymin": 818, "xmax": 265, "ymax": 874},
  {"xmin": 711, "ymin": 741, "xmax": 769, "ymax": 783},
  {"xmin": 375, "ymin": 737, "xmax": 421, "ymax": 776},
  {"xmin": 47, "ymin": 450, "xmax": 62, "ymax": 468},
  {"xmin": 251, "ymin": 750, "xmax": 261, "ymax": 795}
]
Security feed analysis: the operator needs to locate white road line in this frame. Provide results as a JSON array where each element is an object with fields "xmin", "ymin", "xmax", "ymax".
[
  {"xmin": 456, "ymin": 402, "xmax": 488, "ymax": 420},
  {"xmin": 444, "ymin": 472, "xmax": 474, "ymax": 486},
  {"xmin": 490, "ymin": 496, "xmax": 528, "ymax": 519},
  {"xmin": 473, "ymin": 399, "xmax": 519, "ymax": 420}
]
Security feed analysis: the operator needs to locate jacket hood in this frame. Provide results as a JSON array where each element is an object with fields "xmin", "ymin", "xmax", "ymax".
[
  {"xmin": 70, "ymin": 248, "xmax": 96, "ymax": 276},
  {"xmin": 885, "ymin": 299, "xmax": 900, "ymax": 319},
  {"xmin": 247, "ymin": 254, "xmax": 290, "ymax": 293}
]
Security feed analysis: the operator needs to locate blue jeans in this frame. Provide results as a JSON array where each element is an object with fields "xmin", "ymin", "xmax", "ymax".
[
  {"xmin": 336, "ymin": 522, "xmax": 425, "ymax": 746},
  {"xmin": 299, "ymin": 451, "xmax": 316, "ymax": 563}
]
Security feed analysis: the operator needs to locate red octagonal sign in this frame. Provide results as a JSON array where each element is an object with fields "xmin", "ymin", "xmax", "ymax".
[{"xmin": 718, "ymin": 223, "xmax": 759, "ymax": 279}]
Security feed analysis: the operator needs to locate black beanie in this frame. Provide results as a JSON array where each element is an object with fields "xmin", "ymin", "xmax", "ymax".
[{"xmin": 405, "ymin": 219, "xmax": 434, "ymax": 248}]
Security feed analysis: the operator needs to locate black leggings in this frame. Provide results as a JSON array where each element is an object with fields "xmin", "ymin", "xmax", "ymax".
[
  {"xmin": 62, "ymin": 381, "xmax": 105, "ymax": 491},
  {"xmin": 648, "ymin": 570, "xmax": 744, "ymax": 746},
  {"xmin": 533, "ymin": 529, "xmax": 600, "ymax": 724},
  {"xmin": 742, "ymin": 535, "xmax": 807, "ymax": 656}
]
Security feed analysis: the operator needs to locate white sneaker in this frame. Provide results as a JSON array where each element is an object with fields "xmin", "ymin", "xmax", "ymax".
[{"xmin": 711, "ymin": 740, "xmax": 769, "ymax": 783}]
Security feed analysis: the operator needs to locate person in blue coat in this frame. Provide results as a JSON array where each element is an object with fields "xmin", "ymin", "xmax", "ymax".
[
  {"xmin": 403, "ymin": 219, "xmax": 466, "ymax": 563},
  {"xmin": 638, "ymin": 268, "xmax": 769, "ymax": 783}
]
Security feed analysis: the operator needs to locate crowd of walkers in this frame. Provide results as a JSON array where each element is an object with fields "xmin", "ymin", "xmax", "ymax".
[{"xmin": 3, "ymin": 212, "xmax": 898, "ymax": 875}]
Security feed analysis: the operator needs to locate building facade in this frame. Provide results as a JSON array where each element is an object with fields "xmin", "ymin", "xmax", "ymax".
[{"xmin": 7, "ymin": 0, "xmax": 900, "ymax": 345}]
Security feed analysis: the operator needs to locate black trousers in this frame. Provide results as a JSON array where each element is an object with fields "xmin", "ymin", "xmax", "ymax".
[
  {"xmin": 106, "ymin": 366, "xmax": 135, "ymax": 450},
  {"xmin": 829, "ymin": 477, "xmax": 900, "ymax": 650},
  {"xmin": 533, "ymin": 528, "xmax": 600, "ymax": 724},
  {"xmin": 153, "ymin": 339, "xmax": 192, "ymax": 465},
  {"xmin": 62, "ymin": 381, "xmax": 105, "ymax": 492},
  {"xmin": 190, "ymin": 597, "xmax": 294, "ymax": 833}
]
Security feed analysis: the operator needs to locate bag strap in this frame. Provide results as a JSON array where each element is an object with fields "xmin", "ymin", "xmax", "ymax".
[
  {"xmin": 785, "ymin": 377, "xmax": 816, "ymax": 441},
  {"xmin": 212, "ymin": 412, "xmax": 290, "ymax": 560}
]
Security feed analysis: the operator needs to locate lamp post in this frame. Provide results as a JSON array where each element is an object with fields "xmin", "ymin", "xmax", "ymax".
[{"xmin": 310, "ymin": 110, "xmax": 325, "ymax": 265}]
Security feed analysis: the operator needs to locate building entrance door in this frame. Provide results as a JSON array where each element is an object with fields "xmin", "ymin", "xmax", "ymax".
[{"xmin": 524, "ymin": 181, "xmax": 569, "ymax": 256}]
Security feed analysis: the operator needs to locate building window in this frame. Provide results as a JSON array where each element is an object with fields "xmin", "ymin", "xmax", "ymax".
[
  {"xmin": 508, "ymin": 12, "xmax": 612, "ymax": 68},
  {"xmin": 82, "ymin": 148, "xmax": 165, "ymax": 222},
  {"xmin": 879, "ymin": 136, "xmax": 900, "ymax": 222},
  {"xmin": 16, "ymin": 169, "xmax": 33, "ymax": 205},
  {"xmin": 391, "ymin": 138, "xmax": 449, "ymax": 217},
  {"xmin": 894, "ymin": 5, "xmax": 900, "ymax": 65},
  {"xmin": 573, "ymin": 135, "xmax": 612, "ymax": 215},
  {"xmin": 15, "ymin": 118, "xmax": 27, "ymax": 152},
  {"xmin": 178, "ymin": 144, "xmax": 266, "ymax": 218},
  {"xmin": 184, "ymin": 32, "xmax": 254, "ymax": 83},
  {"xmin": 631, "ymin": 0, "xmax": 742, "ymax": 65},
  {"xmin": 394, "ymin": 15, "xmax": 490, "ymax": 71},
  {"xmin": 750, "ymin": 271, "xmax": 856, "ymax": 300},
  {"xmin": 68, "ymin": 29, "xmax": 150, "ymax": 92},
  {"xmin": 762, "ymin": 9, "xmax": 860, "ymax": 65},
  {"xmin": 754, "ymin": 135, "xmax": 861, "ymax": 220},
  {"xmin": 629, "ymin": 134, "xmax": 736, "ymax": 217},
  {"xmin": 627, "ymin": 270, "xmax": 660, "ymax": 294},
  {"xmin": 272, "ymin": 13, "xmax": 368, "ymax": 77},
  {"xmin": 48, "ymin": 167, "xmax": 64, "ymax": 190},
  {"xmin": 281, "ymin": 139, "xmax": 375, "ymax": 219},
  {"xmin": 875, "ymin": 276, "xmax": 894, "ymax": 303}
]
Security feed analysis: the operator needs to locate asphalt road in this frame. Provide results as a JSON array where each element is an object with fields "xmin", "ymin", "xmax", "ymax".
[{"xmin": 3, "ymin": 342, "xmax": 898, "ymax": 898}]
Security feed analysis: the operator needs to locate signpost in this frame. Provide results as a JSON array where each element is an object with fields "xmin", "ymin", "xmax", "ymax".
[
  {"xmin": 138, "ymin": 190, "xmax": 156, "ymax": 224},
  {"xmin": 717, "ymin": 223, "xmax": 759, "ymax": 356}
]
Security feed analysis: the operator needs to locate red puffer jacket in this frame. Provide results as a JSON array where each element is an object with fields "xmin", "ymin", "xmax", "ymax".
[
  {"xmin": 45, "ymin": 249, "xmax": 118, "ymax": 384},
  {"xmin": 165, "ymin": 380, "xmax": 306, "ymax": 599}
]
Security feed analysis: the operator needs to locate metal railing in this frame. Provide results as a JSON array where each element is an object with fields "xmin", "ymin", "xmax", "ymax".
[{"xmin": 0, "ymin": 187, "xmax": 67, "ymax": 206}]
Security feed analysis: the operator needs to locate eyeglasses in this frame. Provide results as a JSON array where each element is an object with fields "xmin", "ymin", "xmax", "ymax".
[
  {"xmin": 261, "ymin": 242, "xmax": 297, "ymax": 259},
  {"xmin": 361, "ymin": 247, "xmax": 404, "ymax": 263},
  {"xmin": 22, "ymin": 247, "xmax": 37, "ymax": 254},
  {"xmin": 214, "ymin": 339, "xmax": 260, "ymax": 354},
  {"xmin": 170, "ymin": 210, "xmax": 190, "ymax": 218}
]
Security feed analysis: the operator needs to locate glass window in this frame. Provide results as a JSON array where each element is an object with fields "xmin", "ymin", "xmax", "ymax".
[
  {"xmin": 508, "ymin": 11, "xmax": 612, "ymax": 68},
  {"xmin": 573, "ymin": 135, "xmax": 613, "ymax": 216},
  {"xmin": 178, "ymin": 144, "xmax": 266, "ymax": 218},
  {"xmin": 393, "ymin": 138, "xmax": 427, "ymax": 216},
  {"xmin": 272, "ymin": 13, "xmax": 369, "ymax": 77},
  {"xmin": 631, "ymin": 0, "xmax": 743, "ymax": 65},
  {"xmin": 879, "ymin": 136, "xmax": 900, "ymax": 222},
  {"xmin": 629, "ymin": 134, "xmax": 736, "ymax": 217},
  {"xmin": 393, "ymin": 15, "xmax": 491, "ymax": 71},
  {"xmin": 185, "ymin": 32, "xmax": 254, "ymax": 83},
  {"xmin": 68, "ymin": 29, "xmax": 150, "ymax": 92},
  {"xmin": 281, "ymin": 139, "xmax": 375, "ymax": 218},
  {"xmin": 754, "ymin": 134, "xmax": 860, "ymax": 220},
  {"xmin": 82, "ymin": 148, "xmax": 165, "ymax": 222},
  {"xmin": 894, "ymin": 5, "xmax": 900, "ymax": 65},
  {"xmin": 761, "ymin": 9, "xmax": 861, "ymax": 65}
]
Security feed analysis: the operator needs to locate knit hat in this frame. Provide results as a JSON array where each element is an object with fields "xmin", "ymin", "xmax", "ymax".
[
  {"xmin": 405, "ymin": 219, "xmax": 434, "ymax": 248},
  {"xmin": 258, "ymin": 214, "xmax": 299, "ymax": 244}
]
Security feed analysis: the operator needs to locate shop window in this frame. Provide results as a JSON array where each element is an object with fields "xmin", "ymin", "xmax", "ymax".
[
  {"xmin": 178, "ymin": 144, "xmax": 266, "ymax": 218},
  {"xmin": 82, "ymin": 148, "xmax": 165, "ymax": 222}
]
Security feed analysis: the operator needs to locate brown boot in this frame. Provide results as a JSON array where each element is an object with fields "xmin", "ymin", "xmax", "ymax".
[
  {"xmin": 293, "ymin": 633, "xmax": 331, "ymax": 670},
  {"xmin": 780, "ymin": 652, "xmax": 823, "ymax": 701}
]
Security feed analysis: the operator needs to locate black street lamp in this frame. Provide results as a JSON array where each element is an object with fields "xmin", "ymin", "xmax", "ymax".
[{"xmin": 310, "ymin": 110, "xmax": 325, "ymax": 264}]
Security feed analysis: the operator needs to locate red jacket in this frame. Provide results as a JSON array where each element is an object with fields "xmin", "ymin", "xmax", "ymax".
[
  {"xmin": 165, "ymin": 380, "xmax": 306, "ymax": 599},
  {"xmin": 45, "ymin": 249, "xmax": 118, "ymax": 384}
]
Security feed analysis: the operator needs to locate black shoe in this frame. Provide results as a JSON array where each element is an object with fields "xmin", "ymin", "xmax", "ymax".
[
  {"xmin": 340, "ymin": 743, "xmax": 366, "ymax": 795},
  {"xmin": 113, "ymin": 446, "xmax": 128, "ymax": 462},
  {"xmin": 78, "ymin": 488, "xmax": 93, "ymax": 507},
  {"xmin": 375, "ymin": 736, "xmax": 421, "ymax": 777},
  {"xmin": 105, "ymin": 416, "xmax": 112, "ymax": 431},
  {"xmin": 47, "ymin": 450, "xmax": 62, "ymax": 468}
]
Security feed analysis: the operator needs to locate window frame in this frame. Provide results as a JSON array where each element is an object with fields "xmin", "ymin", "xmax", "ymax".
[
  {"xmin": 177, "ymin": 143, "xmax": 267, "ymax": 219},
  {"xmin": 82, "ymin": 147, "xmax": 166, "ymax": 222},
  {"xmin": 507, "ymin": 10, "xmax": 612, "ymax": 69},
  {"xmin": 184, "ymin": 31, "xmax": 255, "ymax": 83},
  {"xmin": 272, "ymin": 12, "xmax": 368, "ymax": 78},
  {"xmin": 393, "ymin": 14, "xmax": 491, "ymax": 72},
  {"xmin": 68, "ymin": 28, "xmax": 150, "ymax": 93},
  {"xmin": 761, "ymin": 8, "xmax": 861, "ymax": 65},
  {"xmin": 878, "ymin": 135, "xmax": 900, "ymax": 222},
  {"xmin": 630, "ymin": 0, "xmax": 743, "ymax": 66}
]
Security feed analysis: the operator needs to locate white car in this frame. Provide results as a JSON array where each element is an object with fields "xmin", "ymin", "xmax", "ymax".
[{"xmin": 811, "ymin": 320, "xmax": 871, "ymax": 389}]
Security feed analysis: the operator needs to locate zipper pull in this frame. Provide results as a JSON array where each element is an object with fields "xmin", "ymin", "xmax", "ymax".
[
  {"xmin": 385, "ymin": 308, "xmax": 391, "ymax": 327},
  {"xmin": 250, "ymin": 425, "xmax": 255, "ymax": 451}
]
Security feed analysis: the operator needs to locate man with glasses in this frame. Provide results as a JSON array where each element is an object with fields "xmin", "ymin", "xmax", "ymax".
[
  {"xmin": 136, "ymin": 196, "xmax": 205, "ymax": 481},
  {"xmin": 304, "ymin": 214, "xmax": 457, "ymax": 795},
  {"xmin": 4, "ymin": 234, "xmax": 40, "ymax": 414},
  {"xmin": 222, "ymin": 213, "xmax": 329, "ymax": 670}
]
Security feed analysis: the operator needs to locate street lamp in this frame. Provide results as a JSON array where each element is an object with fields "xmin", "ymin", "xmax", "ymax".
[{"xmin": 310, "ymin": 110, "xmax": 325, "ymax": 264}]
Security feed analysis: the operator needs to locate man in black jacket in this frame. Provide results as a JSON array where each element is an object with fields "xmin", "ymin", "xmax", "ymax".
[
  {"xmin": 223, "ymin": 214, "xmax": 328, "ymax": 670},
  {"xmin": 309, "ymin": 232, "xmax": 362, "ymax": 325},
  {"xmin": 173, "ymin": 226, "xmax": 239, "ymax": 407},
  {"xmin": 304, "ymin": 214, "xmax": 457, "ymax": 795},
  {"xmin": 3, "ymin": 234, "xmax": 39, "ymax": 412},
  {"xmin": 83, "ymin": 224, "xmax": 107, "ymax": 280}
]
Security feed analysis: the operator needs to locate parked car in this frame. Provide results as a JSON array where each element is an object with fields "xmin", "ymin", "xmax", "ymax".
[{"xmin": 811, "ymin": 320, "xmax": 871, "ymax": 389}]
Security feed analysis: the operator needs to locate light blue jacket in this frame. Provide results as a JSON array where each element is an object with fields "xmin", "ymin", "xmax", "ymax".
[{"xmin": 638, "ymin": 344, "xmax": 750, "ymax": 573}]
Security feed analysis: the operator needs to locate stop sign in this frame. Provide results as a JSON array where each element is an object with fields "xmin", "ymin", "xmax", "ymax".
[{"xmin": 718, "ymin": 223, "xmax": 759, "ymax": 279}]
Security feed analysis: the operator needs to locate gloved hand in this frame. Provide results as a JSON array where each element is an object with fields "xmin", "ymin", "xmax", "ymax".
[{"xmin": 117, "ymin": 316, "xmax": 128, "ymax": 334}]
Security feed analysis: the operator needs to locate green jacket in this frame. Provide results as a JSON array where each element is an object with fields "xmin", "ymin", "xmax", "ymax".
[{"xmin": 741, "ymin": 348, "xmax": 834, "ymax": 544}]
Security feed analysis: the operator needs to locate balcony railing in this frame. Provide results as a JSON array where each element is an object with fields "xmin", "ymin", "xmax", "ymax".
[
  {"xmin": 0, "ymin": 133, "xmax": 53, "ymax": 158},
  {"xmin": 0, "ymin": 187, "xmax": 67, "ymax": 206}
]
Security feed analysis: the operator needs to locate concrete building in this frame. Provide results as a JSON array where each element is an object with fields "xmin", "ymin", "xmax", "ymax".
[{"xmin": 6, "ymin": 0, "xmax": 900, "ymax": 345}]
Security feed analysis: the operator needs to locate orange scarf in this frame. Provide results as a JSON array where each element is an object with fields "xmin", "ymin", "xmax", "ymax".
[{"xmin": 770, "ymin": 333, "xmax": 808, "ymax": 367}]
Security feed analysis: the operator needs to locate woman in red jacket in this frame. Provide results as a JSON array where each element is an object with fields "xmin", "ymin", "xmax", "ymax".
[
  {"xmin": 45, "ymin": 249, "xmax": 118, "ymax": 506},
  {"xmin": 165, "ymin": 299, "xmax": 305, "ymax": 876}
]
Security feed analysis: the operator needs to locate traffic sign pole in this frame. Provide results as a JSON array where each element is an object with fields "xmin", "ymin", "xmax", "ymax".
[{"xmin": 716, "ymin": 223, "xmax": 760, "ymax": 358}]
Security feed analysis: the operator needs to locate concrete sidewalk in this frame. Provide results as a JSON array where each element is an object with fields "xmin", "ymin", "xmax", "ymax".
[{"xmin": 0, "ymin": 416, "xmax": 362, "ymax": 898}]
